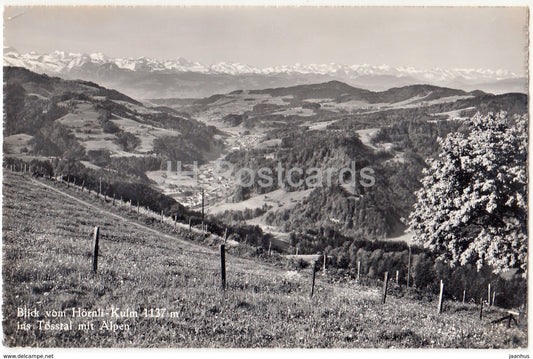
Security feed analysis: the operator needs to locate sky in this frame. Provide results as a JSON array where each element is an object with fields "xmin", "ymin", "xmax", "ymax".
[{"xmin": 3, "ymin": 6, "xmax": 529, "ymax": 75}]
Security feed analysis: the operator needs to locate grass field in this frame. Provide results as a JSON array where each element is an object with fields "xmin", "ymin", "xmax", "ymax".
[{"xmin": 2, "ymin": 171, "xmax": 527, "ymax": 348}]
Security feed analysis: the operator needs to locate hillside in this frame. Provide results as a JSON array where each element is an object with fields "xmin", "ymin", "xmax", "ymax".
[
  {"xmin": 148, "ymin": 81, "xmax": 526, "ymax": 240},
  {"xmin": 249, "ymin": 81, "xmax": 479, "ymax": 104},
  {"xmin": 153, "ymin": 81, "xmax": 526, "ymax": 125},
  {"xmin": 4, "ymin": 66, "xmax": 224, "ymax": 167},
  {"xmin": 2, "ymin": 171, "xmax": 527, "ymax": 347}
]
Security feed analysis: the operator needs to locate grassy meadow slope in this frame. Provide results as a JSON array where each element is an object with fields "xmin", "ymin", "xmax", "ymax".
[{"xmin": 2, "ymin": 171, "xmax": 527, "ymax": 348}]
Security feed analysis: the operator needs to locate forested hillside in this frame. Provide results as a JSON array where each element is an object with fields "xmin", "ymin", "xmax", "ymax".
[{"xmin": 4, "ymin": 66, "xmax": 224, "ymax": 173}]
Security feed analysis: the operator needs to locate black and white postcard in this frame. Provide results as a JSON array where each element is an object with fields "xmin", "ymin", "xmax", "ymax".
[{"xmin": 1, "ymin": 3, "xmax": 529, "ymax": 357}]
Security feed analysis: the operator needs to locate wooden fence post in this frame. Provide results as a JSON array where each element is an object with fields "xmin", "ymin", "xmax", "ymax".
[
  {"xmin": 382, "ymin": 272, "xmax": 389, "ymax": 304},
  {"xmin": 492, "ymin": 291, "xmax": 496, "ymax": 307},
  {"xmin": 323, "ymin": 253, "xmax": 327, "ymax": 273},
  {"xmin": 437, "ymin": 280, "xmax": 444, "ymax": 314},
  {"xmin": 160, "ymin": 210, "xmax": 163, "ymax": 223},
  {"xmin": 201, "ymin": 188, "xmax": 205, "ymax": 225},
  {"xmin": 188, "ymin": 217, "xmax": 191, "ymax": 232},
  {"xmin": 488, "ymin": 283, "xmax": 492, "ymax": 307},
  {"xmin": 268, "ymin": 240, "xmax": 272, "ymax": 255},
  {"xmin": 479, "ymin": 298, "xmax": 484, "ymax": 320},
  {"xmin": 220, "ymin": 244, "xmax": 226, "ymax": 290},
  {"xmin": 310, "ymin": 264, "xmax": 316, "ymax": 298},
  {"xmin": 462, "ymin": 289, "xmax": 466, "ymax": 304},
  {"xmin": 407, "ymin": 245, "xmax": 411, "ymax": 287},
  {"xmin": 224, "ymin": 228, "xmax": 228, "ymax": 243},
  {"xmin": 357, "ymin": 261, "xmax": 361, "ymax": 281},
  {"xmin": 112, "ymin": 194, "xmax": 115, "ymax": 206},
  {"xmin": 92, "ymin": 227, "xmax": 100, "ymax": 273},
  {"xmin": 396, "ymin": 270, "xmax": 399, "ymax": 285}
]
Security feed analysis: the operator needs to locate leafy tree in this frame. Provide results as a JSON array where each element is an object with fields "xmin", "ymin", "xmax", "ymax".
[
  {"xmin": 337, "ymin": 252, "xmax": 350, "ymax": 269},
  {"xmin": 102, "ymin": 120, "xmax": 120, "ymax": 134},
  {"xmin": 408, "ymin": 112, "xmax": 527, "ymax": 276},
  {"xmin": 411, "ymin": 253, "xmax": 435, "ymax": 288},
  {"xmin": 115, "ymin": 132, "xmax": 140, "ymax": 152}
]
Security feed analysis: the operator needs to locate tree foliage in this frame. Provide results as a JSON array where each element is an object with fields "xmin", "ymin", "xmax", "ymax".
[{"xmin": 408, "ymin": 112, "xmax": 527, "ymax": 275}]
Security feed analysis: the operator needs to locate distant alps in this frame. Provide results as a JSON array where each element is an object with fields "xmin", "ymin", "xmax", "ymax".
[{"xmin": 4, "ymin": 48, "xmax": 527, "ymax": 99}]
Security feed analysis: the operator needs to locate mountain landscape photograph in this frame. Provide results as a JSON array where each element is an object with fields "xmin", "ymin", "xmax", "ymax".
[{"xmin": 1, "ymin": 4, "xmax": 529, "ymax": 355}]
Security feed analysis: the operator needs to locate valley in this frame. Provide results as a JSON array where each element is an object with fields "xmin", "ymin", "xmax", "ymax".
[
  {"xmin": 145, "ymin": 82, "xmax": 527, "ymax": 246},
  {"xmin": 4, "ymin": 66, "xmax": 527, "ymax": 253},
  {"xmin": 2, "ymin": 65, "xmax": 528, "ymax": 349}
]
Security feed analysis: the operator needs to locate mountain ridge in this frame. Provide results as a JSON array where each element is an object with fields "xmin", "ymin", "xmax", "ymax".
[
  {"xmin": 4, "ymin": 48, "xmax": 522, "ymax": 79},
  {"xmin": 248, "ymin": 81, "xmax": 485, "ymax": 102},
  {"xmin": 4, "ymin": 49, "xmax": 527, "ymax": 98}
]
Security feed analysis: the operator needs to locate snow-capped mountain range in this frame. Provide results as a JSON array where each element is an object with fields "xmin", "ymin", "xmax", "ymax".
[
  {"xmin": 4, "ymin": 47, "xmax": 522, "ymax": 81},
  {"xmin": 4, "ymin": 48, "xmax": 527, "ymax": 99}
]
